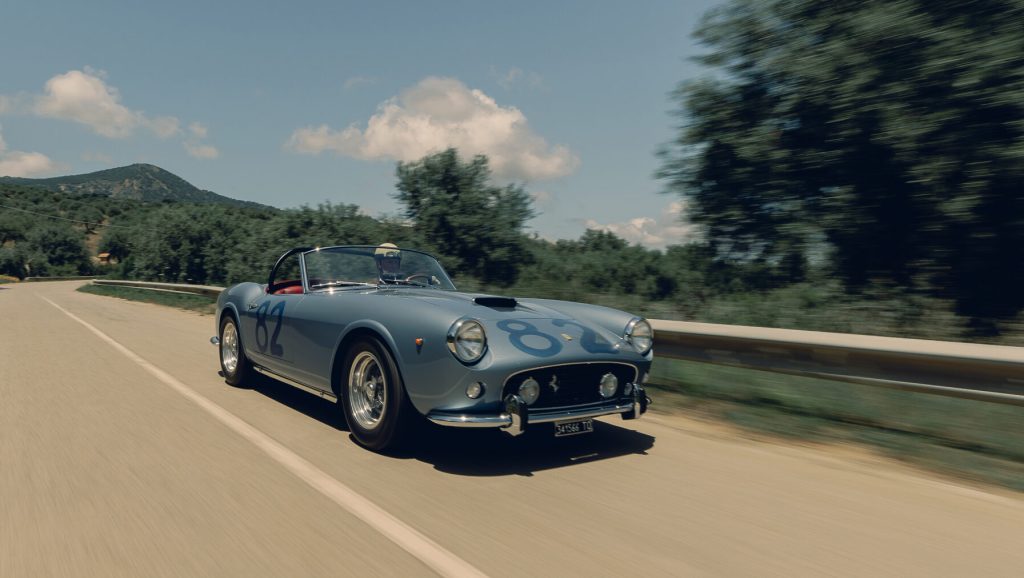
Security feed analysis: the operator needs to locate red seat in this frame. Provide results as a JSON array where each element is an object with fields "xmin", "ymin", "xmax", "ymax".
[{"xmin": 270, "ymin": 280, "xmax": 303, "ymax": 295}]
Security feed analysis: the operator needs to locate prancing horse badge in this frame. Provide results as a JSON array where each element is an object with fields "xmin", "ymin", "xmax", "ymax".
[{"xmin": 560, "ymin": 333, "xmax": 573, "ymax": 341}]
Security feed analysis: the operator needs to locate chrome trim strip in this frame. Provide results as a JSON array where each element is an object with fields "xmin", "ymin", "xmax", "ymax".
[
  {"xmin": 427, "ymin": 414, "xmax": 513, "ymax": 428},
  {"xmin": 426, "ymin": 403, "xmax": 633, "ymax": 428},
  {"xmin": 528, "ymin": 403, "xmax": 632, "ymax": 423},
  {"xmin": 253, "ymin": 365, "xmax": 338, "ymax": 401}
]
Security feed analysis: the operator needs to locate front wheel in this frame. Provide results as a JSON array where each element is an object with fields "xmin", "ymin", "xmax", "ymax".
[
  {"xmin": 341, "ymin": 337, "xmax": 413, "ymax": 451},
  {"xmin": 219, "ymin": 314, "xmax": 252, "ymax": 387}
]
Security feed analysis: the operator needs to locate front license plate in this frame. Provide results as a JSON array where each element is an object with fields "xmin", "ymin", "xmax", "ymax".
[{"xmin": 554, "ymin": 418, "xmax": 594, "ymax": 437}]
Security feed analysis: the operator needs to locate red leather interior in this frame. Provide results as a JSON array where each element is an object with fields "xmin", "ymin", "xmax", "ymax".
[{"xmin": 270, "ymin": 279, "xmax": 303, "ymax": 295}]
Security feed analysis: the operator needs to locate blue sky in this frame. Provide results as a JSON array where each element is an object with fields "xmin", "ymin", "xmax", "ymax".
[{"xmin": 1, "ymin": 0, "xmax": 721, "ymax": 247}]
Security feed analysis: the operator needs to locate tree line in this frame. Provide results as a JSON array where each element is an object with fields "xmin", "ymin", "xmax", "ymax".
[{"xmin": 0, "ymin": 151, "xmax": 772, "ymax": 325}]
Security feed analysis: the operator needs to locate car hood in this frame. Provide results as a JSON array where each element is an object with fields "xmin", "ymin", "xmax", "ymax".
[
  {"xmin": 380, "ymin": 289, "xmax": 640, "ymax": 360},
  {"xmin": 380, "ymin": 288, "xmax": 573, "ymax": 321}
]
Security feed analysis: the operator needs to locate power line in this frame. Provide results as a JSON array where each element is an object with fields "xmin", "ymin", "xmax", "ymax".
[{"xmin": 0, "ymin": 202, "xmax": 132, "ymax": 228}]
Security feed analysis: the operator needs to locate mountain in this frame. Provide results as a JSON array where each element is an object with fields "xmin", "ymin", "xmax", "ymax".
[{"xmin": 0, "ymin": 164, "xmax": 267, "ymax": 208}]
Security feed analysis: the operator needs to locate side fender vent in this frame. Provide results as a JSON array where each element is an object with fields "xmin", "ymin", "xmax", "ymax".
[{"xmin": 474, "ymin": 296, "xmax": 518, "ymax": 308}]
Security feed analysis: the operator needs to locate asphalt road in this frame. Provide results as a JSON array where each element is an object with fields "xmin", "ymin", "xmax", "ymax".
[{"xmin": 3, "ymin": 281, "xmax": 1023, "ymax": 577}]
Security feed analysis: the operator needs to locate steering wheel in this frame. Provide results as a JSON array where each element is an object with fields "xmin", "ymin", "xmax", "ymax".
[{"xmin": 404, "ymin": 273, "xmax": 433, "ymax": 285}]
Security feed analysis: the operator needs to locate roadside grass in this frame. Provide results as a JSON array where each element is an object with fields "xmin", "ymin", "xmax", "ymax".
[
  {"xmin": 77, "ymin": 283, "xmax": 216, "ymax": 314},
  {"xmin": 648, "ymin": 359, "xmax": 1024, "ymax": 492},
  {"xmin": 0, "ymin": 275, "xmax": 18, "ymax": 284}
]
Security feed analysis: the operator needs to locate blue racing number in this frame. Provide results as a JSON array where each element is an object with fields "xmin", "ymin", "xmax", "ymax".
[
  {"xmin": 255, "ymin": 300, "xmax": 286, "ymax": 356},
  {"xmin": 496, "ymin": 319, "xmax": 562, "ymax": 357}
]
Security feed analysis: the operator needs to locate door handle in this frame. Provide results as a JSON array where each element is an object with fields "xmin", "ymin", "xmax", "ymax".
[{"xmin": 247, "ymin": 302, "xmax": 259, "ymax": 310}]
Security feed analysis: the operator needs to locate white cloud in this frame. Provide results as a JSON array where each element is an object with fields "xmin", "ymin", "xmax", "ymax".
[
  {"xmin": 0, "ymin": 151, "xmax": 60, "ymax": 177},
  {"xmin": 148, "ymin": 116, "xmax": 181, "ymax": 138},
  {"xmin": 188, "ymin": 122, "xmax": 208, "ymax": 139},
  {"xmin": 0, "ymin": 124, "xmax": 61, "ymax": 177},
  {"xmin": 184, "ymin": 141, "xmax": 220, "ymax": 159},
  {"xmin": 32, "ymin": 69, "xmax": 179, "ymax": 139},
  {"xmin": 583, "ymin": 201, "xmax": 700, "ymax": 249},
  {"xmin": 286, "ymin": 76, "xmax": 578, "ymax": 181},
  {"xmin": 184, "ymin": 122, "xmax": 219, "ymax": 159}
]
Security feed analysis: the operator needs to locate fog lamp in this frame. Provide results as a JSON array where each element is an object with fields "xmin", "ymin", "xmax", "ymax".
[
  {"xmin": 599, "ymin": 372, "xmax": 618, "ymax": 398},
  {"xmin": 466, "ymin": 381, "xmax": 484, "ymax": 399},
  {"xmin": 519, "ymin": 377, "xmax": 540, "ymax": 405}
]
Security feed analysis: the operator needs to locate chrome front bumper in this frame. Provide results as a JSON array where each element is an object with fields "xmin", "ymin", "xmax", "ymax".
[{"xmin": 427, "ymin": 384, "xmax": 650, "ymax": 436}]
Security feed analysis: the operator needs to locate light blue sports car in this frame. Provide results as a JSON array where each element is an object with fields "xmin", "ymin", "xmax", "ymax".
[{"xmin": 213, "ymin": 245, "xmax": 652, "ymax": 451}]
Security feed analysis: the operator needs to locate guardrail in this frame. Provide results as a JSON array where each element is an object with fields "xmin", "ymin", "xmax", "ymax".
[
  {"xmin": 25, "ymin": 275, "xmax": 106, "ymax": 282},
  {"xmin": 84, "ymin": 280, "xmax": 1024, "ymax": 406},
  {"xmin": 650, "ymin": 320, "xmax": 1024, "ymax": 407}
]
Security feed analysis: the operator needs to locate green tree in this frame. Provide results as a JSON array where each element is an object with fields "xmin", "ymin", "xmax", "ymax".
[
  {"xmin": 23, "ymin": 223, "xmax": 93, "ymax": 275},
  {"xmin": 394, "ymin": 149, "xmax": 536, "ymax": 285},
  {"xmin": 661, "ymin": 0, "xmax": 1024, "ymax": 324},
  {"xmin": 0, "ymin": 246, "xmax": 28, "ymax": 279},
  {"xmin": 99, "ymin": 226, "xmax": 134, "ymax": 262},
  {"xmin": 0, "ymin": 212, "xmax": 29, "ymax": 244}
]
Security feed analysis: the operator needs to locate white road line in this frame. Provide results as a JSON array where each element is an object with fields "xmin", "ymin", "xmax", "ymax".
[{"xmin": 42, "ymin": 296, "xmax": 487, "ymax": 578}]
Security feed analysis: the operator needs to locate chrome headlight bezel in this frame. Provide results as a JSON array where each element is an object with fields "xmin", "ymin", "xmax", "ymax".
[
  {"xmin": 624, "ymin": 317, "xmax": 653, "ymax": 355},
  {"xmin": 447, "ymin": 317, "xmax": 487, "ymax": 364}
]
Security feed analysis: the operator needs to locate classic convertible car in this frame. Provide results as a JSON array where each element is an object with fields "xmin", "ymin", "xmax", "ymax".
[{"xmin": 213, "ymin": 244, "xmax": 652, "ymax": 450}]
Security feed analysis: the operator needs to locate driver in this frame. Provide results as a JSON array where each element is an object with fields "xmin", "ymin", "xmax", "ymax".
[{"xmin": 374, "ymin": 243, "xmax": 402, "ymax": 282}]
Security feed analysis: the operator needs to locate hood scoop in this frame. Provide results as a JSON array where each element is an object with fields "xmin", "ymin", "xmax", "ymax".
[{"xmin": 474, "ymin": 296, "xmax": 518, "ymax": 308}]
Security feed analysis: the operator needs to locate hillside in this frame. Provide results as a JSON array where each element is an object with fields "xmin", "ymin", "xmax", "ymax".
[{"xmin": 0, "ymin": 164, "xmax": 265, "ymax": 208}]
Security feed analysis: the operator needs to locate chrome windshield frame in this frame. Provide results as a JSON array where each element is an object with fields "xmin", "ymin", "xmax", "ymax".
[{"xmin": 300, "ymin": 245, "xmax": 457, "ymax": 292}]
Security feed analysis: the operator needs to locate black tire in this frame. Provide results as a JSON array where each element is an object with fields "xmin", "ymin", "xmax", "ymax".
[
  {"xmin": 219, "ymin": 313, "xmax": 252, "ymax": 387},
  {"xmin": 340, "ymin": 337, "xmax": 414, "ymax": 451}
]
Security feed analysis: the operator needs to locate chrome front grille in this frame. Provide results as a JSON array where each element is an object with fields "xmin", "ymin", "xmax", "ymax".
[{"xmin": 502, "ymin": 362, "xmax": 638, "ymax": 410}]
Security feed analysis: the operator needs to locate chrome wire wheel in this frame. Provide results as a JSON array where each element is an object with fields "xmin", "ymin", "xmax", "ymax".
[
  {"xmin": 348, "ymin": 351, "xmax": 387, "ymax": 430},
  {"xmin": 221, "ymin": 319, "xmax": 239, "ymax": 375}
]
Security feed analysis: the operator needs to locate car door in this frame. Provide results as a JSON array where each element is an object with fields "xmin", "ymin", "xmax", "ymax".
[
  {"xmin": 276, "ymin": 290, "xmax": 346, "ymax": 392},
  {"xmin": 243, "ymin": 249, "xmax": 305, "ymax": 374}
]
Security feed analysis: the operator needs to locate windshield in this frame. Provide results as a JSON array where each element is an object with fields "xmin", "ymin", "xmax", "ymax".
[{"xmin": 302, "ymin": 246, "xmax": 456, "ymax": 291}]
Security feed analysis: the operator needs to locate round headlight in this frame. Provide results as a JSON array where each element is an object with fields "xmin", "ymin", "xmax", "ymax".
[
  {"xmin": 447, "ymin": 318, "xmax": 487, "ymax": 363},
  {"xmin": 625, "ymin": 318, "xmax": 653, "ymax": 355},
  {"xmin": 519, "ymin": 377, "xmax": 540, "ymax": 405},
  {"xmin": 599, "ymin": 372, "xmax": 618, "ymax": 398}
]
